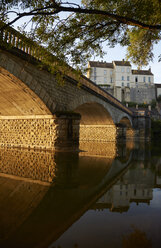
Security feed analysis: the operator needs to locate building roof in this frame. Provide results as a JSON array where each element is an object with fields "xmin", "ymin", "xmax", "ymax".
[
  {"xmin": 88, "ymin": 61, "xmax": 113, "ymax": 68},
  {"xmin": 113, "ymin": 60, "xmax": 131, "ymax": 66},
  {"xmin": 155, "ymin": 84, "xmax": 161, "ymax": 88},
  {"xmin": 132, "ymin": 69, "xmax": 153, "ymax": 75}
]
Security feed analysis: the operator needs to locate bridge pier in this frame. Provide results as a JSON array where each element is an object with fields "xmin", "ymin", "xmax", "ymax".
[
  {"xmin": 133, "ymin": 115, "xmax": 151, "ymax": 140},
  {"xmin": 53, "ymin": 112, "xmax": 81, "ymax": 150}
]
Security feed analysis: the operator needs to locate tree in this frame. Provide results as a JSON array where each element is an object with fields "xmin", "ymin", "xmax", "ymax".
[{"xmin": 1, "ymin": 0, "xmax": 161, "ymax": 69}]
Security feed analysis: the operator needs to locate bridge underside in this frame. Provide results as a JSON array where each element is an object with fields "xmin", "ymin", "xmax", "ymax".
[
  {"xmin": 0, "ymin": 66, "xmax": 51, "ymax": 116},
  {"xmin": 75, "ymin": 103, "xmax": 117, "ymax": 142}
]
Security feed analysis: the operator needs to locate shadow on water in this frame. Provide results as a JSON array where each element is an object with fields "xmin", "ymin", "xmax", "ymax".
[{"xmin": 0, "ymin": 140, "xmax": 160, "ymax": 247}]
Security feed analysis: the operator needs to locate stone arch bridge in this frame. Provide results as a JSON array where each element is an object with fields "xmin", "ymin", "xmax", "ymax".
[{"xmin": 0, "ymin": 25, "xmax": 150, "ymax": 150}]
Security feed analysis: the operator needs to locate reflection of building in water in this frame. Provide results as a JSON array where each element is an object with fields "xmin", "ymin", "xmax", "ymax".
[
  {"xmin": 93, "ymin": 162, "xmax": 155, "ymax": 212},
  {"xmin": 155, "ymin": 160, "xmax": 161, "ymax": 188},
  {"xmin": 156, "ymin": 175, "xmax": 161, "ymax": 188}
]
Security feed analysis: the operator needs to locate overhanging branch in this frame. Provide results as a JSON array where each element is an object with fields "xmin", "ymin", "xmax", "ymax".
[{"xmin": 1, "ymin": 3, "xmax": 161, "ymax": 31}]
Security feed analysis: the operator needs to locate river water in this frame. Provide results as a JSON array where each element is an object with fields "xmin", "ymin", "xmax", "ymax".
[{"xmin": 0, "ymin": 141, "xmax": 160, "ymax": 248}]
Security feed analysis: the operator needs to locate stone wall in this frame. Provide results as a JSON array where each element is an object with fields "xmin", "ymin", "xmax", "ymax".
[
  {"xmin": 79, "ymin": 124, "xmax": 116, "ymax": 142},
  {"xmin": 130, "ymin": 85, "xmax": 156, "ymax": 104},
  {"xmin": 0, "ymin": 114, "xmax": 80, "ymax": 150},
  {"xmin": 0, "ymin": 116, "xmax": 56, "ymax": 149}
]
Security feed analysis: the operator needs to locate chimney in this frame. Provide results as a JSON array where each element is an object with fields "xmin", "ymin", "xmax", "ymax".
[
  {"xmin": 136, "ymin": 104, "xmax": 138, "ymax": 109},
  {"xmin": 149, "ymin": 67, "xmax": 151, "ymax": 72}
]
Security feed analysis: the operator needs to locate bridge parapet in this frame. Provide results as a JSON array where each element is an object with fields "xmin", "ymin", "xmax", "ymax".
[{"xmin": 0, "ymin": 22, "xmax": 45, "ymax": 59}]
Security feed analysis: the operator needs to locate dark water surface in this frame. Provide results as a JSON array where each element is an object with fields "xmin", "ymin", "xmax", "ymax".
[{"xmin": 0, "ymin": 141, "xmax": 161, "ymax": 248}]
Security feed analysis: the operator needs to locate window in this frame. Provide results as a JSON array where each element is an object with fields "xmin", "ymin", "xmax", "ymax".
[
  {"xmin": 94, "ymin": 67, "xmax": 96, "ymax": 75},
  {"xmin": 122, "ymin": 76, "xmax": 124, "ymax": 81},
  {"xmin": 143, "ymin": 76, "xmax": 146, "ymax": 82},
  {"xmin": 110, "ymin": 77, "xmax": 113, "ymax": 83},
  {"xmin": 121, "ymin": 68, "xmax": 124, "ymax": 72},
  {"xmin": 127, "ymin": 68, "xmax": 130, "ymax": 73},
  {"xmin": 94, "ymin": 75, "xmax": 96, "ymax": 81},
  {"xmin": 127, "ymin": 83, "xmax": 130, "ymax": 87},
  {"xmin": 104, "ymin": 77, "xmax": 107, "ymax": 83},
  {"xmin": 110, "ymin": 70, "xmax": 113, "ymax": 76},
  {"xmin": 148, "ymin": 77, "xmax": 151, "ymax": 82},
  {"xmin": 135, "ymin": 76, "xmax": 138, "ymax": 83},
  {"xmin": 122, "ymin": 82, "xmax": 124, "ymax": 87},
  {"xmin": 127, "ymin": 76, "xmax": 130, "ymax": 81},
  {"xmin": 104, "ymin": 70, "xmax": 107, "ymax": 75}
]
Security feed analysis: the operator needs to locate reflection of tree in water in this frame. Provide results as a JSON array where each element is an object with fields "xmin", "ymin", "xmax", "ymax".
[{"xmin": 122, "ymin": 227, "xmax": 152, "ymax": 248}]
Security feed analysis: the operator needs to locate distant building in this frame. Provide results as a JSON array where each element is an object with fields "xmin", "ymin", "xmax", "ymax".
[
  {"xmin": 87, "ymin": 60, "xmax": 156, "ymax": 103},
  {"xmin": 155, "ymin": 84, "xmax": 161, "ymax": 98}
]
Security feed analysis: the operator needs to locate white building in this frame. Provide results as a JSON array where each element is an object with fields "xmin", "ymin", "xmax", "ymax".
[{"xmin": 87, "ymin": 60, "xmax": 155, "ymax": 103}]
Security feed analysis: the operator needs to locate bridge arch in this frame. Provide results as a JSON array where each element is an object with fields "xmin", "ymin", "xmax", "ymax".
[
  {"xmin": 118, "ymin": 116, "xmax": 133, "ymax": 128},
  {"xmin": 74, "ymin": 101, "xmax": 116, "ymax": 142},
  {"xmin": 0, "ymin": 66, "xmax": 51, "ymax": 116},
  {"xmin": 74, "ymin": 102, "xmax": 114, "ymax": 125},
  {"xmin": 117, "ymin": 116, "xmax": 134, "ymax": 140},
  {"xmin": 0, "ymin": 50, "xmax": 57, "ymax": 113},
  {"xmin": 68, "ymin": 95, "xmax": 118, "ymax": 122}
]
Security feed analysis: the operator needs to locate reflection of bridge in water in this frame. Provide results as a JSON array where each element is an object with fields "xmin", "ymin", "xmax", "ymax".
[
  {"xmin": 0, "ymin": 141, "xmax": 160, "ymax": 247},
  {"xmin": 0, "ymin": 142, "xmax": 133, "ymax": 248}
]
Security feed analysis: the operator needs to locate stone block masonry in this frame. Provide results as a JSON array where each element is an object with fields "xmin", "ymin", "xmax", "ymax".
[
  {"xmin": 0, "ymin": 113, "xmax": 81, "ymax": 151},
  {"xmin": 79, "ymin": 124, "xmax": 116, "ymax": 142},
  {"xmin": 0, "ymin": 116, "xmax": 56, "ymax": 150}
]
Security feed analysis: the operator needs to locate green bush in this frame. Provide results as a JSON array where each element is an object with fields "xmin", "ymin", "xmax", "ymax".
[
  {"xmin": 157, "ymin": 95, "xmax": 161, "ymax": 102},
  {"xmin": 123, "ymin": 100, "xmax": 156, "ymax": 109}
]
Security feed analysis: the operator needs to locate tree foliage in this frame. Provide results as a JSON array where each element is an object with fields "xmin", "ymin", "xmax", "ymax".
[{"xmin": 1, "ymin": 0, "xmax": 161, "ymax": 69}]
